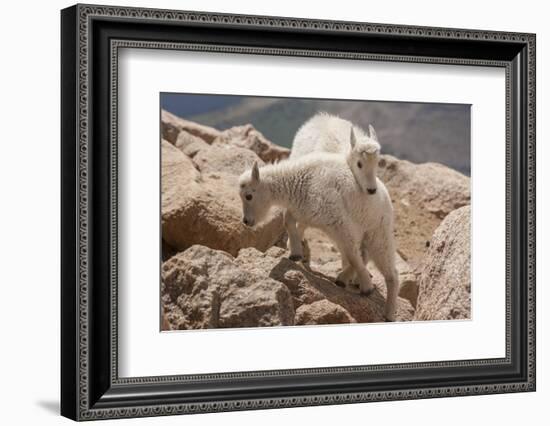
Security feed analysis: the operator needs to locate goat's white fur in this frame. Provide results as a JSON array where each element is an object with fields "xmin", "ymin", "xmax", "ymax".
[
  {"xmin": 238, "ymin": 154, "xmax": 399, "ymax": 321},
  {"xmin": 288, "ymin": 113, "xmax": 398, "ymax": 319},
  {"xmin": 291, "ymin": 112, "xmax": 381, "ymax": 193}
]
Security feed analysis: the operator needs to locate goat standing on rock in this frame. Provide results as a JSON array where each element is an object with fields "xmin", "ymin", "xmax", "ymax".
[{"xmin": 238, "ymin": 152, "xmax": 399, "ymax": 321}]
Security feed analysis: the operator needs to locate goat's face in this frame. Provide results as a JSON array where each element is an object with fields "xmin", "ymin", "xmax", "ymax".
[
  {"xmin": 238, "ymin": 161, "xmax": 271, "ymax": 227},
  {"xmin": 348, "ymin": 125, "xmax": 380, "ymax": 194}
]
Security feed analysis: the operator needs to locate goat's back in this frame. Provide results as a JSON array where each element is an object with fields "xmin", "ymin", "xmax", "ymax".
[{"xmin": 291, "ymin": 113, "xmax": 367, "ymax": 159}]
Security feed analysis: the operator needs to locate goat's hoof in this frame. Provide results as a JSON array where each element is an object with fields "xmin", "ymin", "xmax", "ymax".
[
  {"xmin": 334, "ymin": 280, "xmax": 346, "ymax": 288},
  {"xmin": 384, "ymin": 317, "xmax": 396, "ymax": 322},
  {"xmin": 289, "ymin": 254, "xmax": 303, "ymax": 262},
  {"xmin": 360, "ymin": 287, "xmax": 375, "ymax": 297}
]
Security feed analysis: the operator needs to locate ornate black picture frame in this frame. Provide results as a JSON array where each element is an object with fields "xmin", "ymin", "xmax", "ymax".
[{"xmin": 61, "ymin": 3, "xmax": 536, "ymax": 421}]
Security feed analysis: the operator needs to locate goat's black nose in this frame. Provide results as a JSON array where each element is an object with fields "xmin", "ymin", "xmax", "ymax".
[{"xmin": 367, "ymin": 188, "xmax": 377, "ymax": 194}]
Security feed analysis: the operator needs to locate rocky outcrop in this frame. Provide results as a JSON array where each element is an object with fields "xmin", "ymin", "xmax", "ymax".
[
  {"xmin": 214, "ymin": 124, "xmax": 290, "ymax": 163},
  {"xmin": 162, "ymin": 244, "xmax": 415, "ymax": 330},
  {"xmin": 414, "ymin": 206, "xmax": 471, "ymax": 321},
  {"xmin": 162, "ymin": 245, "xmax": 295, "ymax": 329},
  {"xmin": 161, "ymin": 110, "xmax": 221, "ymax": 144},
  {"xmin": 161, "ymin": 110, "xmax": 288, "ymax": 259},
  {"xmin": 162, "ymin": 110, "xmax": 289, "ymax": 163},
  {"xmin": 161, "ymin": 140, "xmax": 284, "ymax": 257},
  {"xmin": 236, "ymin": 247, "xmax": 415, "ymax": 324},
  {"xmin": 160, "ymin": 111, "xmax": 471, "ymax": 328},
  {"xmin": 378, "ymin": 154, "xmax": 470, "ymax": 268}
]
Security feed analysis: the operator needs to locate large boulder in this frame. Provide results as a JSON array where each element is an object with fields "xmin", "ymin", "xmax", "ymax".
[
  {"xmin": 161, "ymin": 139, "xmax": 200, "ymax": 208},
  {"xmin": 214, "ymin": 124, "xmax": 290, "ymax": 163},
  {"xmin": 192, "ymin": 141, "xmax": 262, "ymax": 180},
  {"xmin": 414, "ymin": 206, "xmax": 471, "ymax": 321},
  {"xmin": 162, "ymin": 245, "xmax": 295, "ymax": 329},
  {"xmin": 378, "ymin": 154, "xmax": 470, "ymax": 268},
  {"xmin": 161, "ymin": 109, "xmax": 221, "ymax": 144},
  {"xmin": 161, "ymin": 140, "xmax": 284, "ymax": 257}
]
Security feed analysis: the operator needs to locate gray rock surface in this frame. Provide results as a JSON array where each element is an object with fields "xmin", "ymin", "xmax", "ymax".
[
  {"xmin": 162, "ymin": 245, "xmax": 295, "ymax": 329},
  {"xmin": 414, "ymin": 206, "xmax": 471, "ymax": 321}
]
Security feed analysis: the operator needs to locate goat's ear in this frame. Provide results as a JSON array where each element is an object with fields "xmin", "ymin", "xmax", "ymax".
[
  {"xmin": 350, "ymin": 127, "xmax": 357, "ymax": 148},
  {"xmin": 368, "ymin": 124, "xmax": 378, "ymax": 141},
  {"xmin": 251, "ymin": 161, "xmax": 260, "ymax": 182}
]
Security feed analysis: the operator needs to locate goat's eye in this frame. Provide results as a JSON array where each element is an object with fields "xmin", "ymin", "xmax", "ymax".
[
  {"xmin": 357, "ymin": 161, "xmax": 363, "ymax": 169},
  {"xmin": 245, "ymin": 194, "xmax": 253, "ymax": 201}
]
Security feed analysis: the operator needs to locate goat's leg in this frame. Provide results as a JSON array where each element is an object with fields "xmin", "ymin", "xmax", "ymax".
[
  {"xmin": 296, "ymin": 222, "xmax": 310, "ymax": 263},
  {"xmin": 297, "ymin": 222, "xmax": 307, "ymax": 241},
  {"xmin": 368, "ymin": 239, "xmax": 399, "ymax": 322},
  {"xmin": 284, "ymin": 210, "xmax": 304, "ymax": 261},
  {"xmin": 383, "ymin": 267, "xmax": 399, "ymax": 322},
  {"xmin": 333, "ymin": 239, "xmax": 354, "ymax": 286},
  {"xmin": 361, "ymin": 245, "xmax": 369, "ymax": 265},
  {"xmin": 346, "ymin": 249, "xmax": 375, "ymax": 296},
  {"xmin": 373, "ymin": 257, "xmax": 399, "ymax": 322},
  {"xmin": 335, "ymin": 255, "xmax": 354, "ymax": 287},
  {"xmin": 340, "ymin": 244, "xmax": 369, "ymax": 288},
  {"xmin": 330, "ymin": 231, "xmax": 374, "ymax": 295}
]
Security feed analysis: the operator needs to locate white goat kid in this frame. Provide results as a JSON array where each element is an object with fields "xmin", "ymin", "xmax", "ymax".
[
  {"xmin": 238, "ymin": 155, "xmax": 399, "ymax": 321},
  {"xmin": 288, "ymin": 113, "xmax": 382, "ymax": 278},
  {"xmin": 291, "ymin": 113, "xmax": 381, "ymax": 194}
]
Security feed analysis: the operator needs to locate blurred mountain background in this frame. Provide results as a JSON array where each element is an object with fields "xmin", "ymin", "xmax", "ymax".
[{"xmin": 161, "ymin": 93, "xmax": 470, "ymax": 175}]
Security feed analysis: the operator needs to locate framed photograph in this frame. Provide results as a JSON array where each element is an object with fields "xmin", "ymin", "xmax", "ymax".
[{"xmin": 61, "ymin": 4, "xmax": 536, "ymax": 421}]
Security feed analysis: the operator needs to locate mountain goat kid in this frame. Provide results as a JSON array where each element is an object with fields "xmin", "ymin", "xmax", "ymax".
[
  {"xmin": 288, "ymin": 113, "xmax": 385, "ymax": 289},
  {"xmin": 291, "ymin": 112, "xmax": 381, "ymax": 194},
  {"xmin": 238, "ymin": 155, "xmax": 399, "ymax": 321}
]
